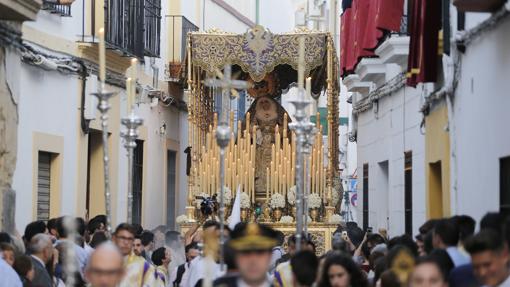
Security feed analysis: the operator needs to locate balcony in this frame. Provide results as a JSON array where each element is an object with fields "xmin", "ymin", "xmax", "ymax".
[
  {"xmin": 42, "ymin": 0, "xmax": 72, "ymax": 17},
  {"xmin": 0, "ymin": 0, "xmax": 41, "ymax": 21},
  {"xmin": 166, "ymin": 15, "xmax": 199, "ymax": 81}
]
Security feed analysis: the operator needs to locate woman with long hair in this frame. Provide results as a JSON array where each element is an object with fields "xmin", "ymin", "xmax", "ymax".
[{"xmin": 319, "ymin": 253, "xmax": 368, "ymax": 287}]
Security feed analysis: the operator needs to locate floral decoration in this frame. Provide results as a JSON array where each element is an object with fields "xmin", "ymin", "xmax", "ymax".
[
  {"xmin": 240, "ymin": 192, "xmax": 251, "ymax": 209},
  {"xmin": 308, "ymin": 193, "xmax": 322, "ymax": 209},
  {"xmin": 270, "ymin": 193, "xmax": 286, "ymax": 209},
  {"xmin": 287, "ymin": 186, "xmax": 296, "ymax": 205},
  {"xmin": 216, "ymin": 186, "xmax": 232, "ymax": 205},
  {"xmin": 329, "ymin": 214, "xmax": 342, "ymax": 224},
  {"xmin": 176, "ymin": 214, "xmax": 188, "ymax": 224},
  {"xmin": 279, "ymin": 215, "xmax": 294, "ymax": 223}
]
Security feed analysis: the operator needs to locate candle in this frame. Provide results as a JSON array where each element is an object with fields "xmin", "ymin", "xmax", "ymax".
[
  {"xmin": 266, "ymin": 167, "xmax": 270, "ymax": 202},
  {"xmin": 306, "ymin": 77, "xmax": 311, "ymax": 98},
  {"xmin": 126, "ymin": 77, "xmax": 132, "ymax": 113},
  {"xmin": 298, "ymin": 37, "xmax": 305, "ymax": 91},
  {"xmin": 130, "ymin": 59, "xmax": 138, "ymax": 108},
  {"xmin": 98, "ymin": 27, "xmax": 106, "ymax": 84}
]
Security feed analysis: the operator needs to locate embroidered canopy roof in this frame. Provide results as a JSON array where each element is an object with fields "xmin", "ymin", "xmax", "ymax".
[{"xmin": 188, "ymin": 26, "xmax": 339, "ymax": 97}]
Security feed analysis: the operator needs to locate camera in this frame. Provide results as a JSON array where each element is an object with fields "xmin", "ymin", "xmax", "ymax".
[{"xmin": 196, "ymin": 195, "xmax": 217, "ymax": 217}]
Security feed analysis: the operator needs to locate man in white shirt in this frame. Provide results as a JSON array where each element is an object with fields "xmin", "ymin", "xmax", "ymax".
[
  {"xmin": 432, "ymin": 218, "xmax": 470, "ymax": 267},
  {"xmin": 465, "ymin": 230, "xmax": 510, "ymax": 287},
  {"xmin": 0, "ymin": 252, "xmax": 22, "ymax": 287}
]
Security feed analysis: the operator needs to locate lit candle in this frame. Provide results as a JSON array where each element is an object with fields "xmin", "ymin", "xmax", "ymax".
[
  {"xmin": 98, "ymin": 27, "xmax": 106, "ymax": 84},
  {"xmin": 130, "ymin": 58, "xmax": 138, "ymax": 110},
  {"xmin": 306, "ymin": 77, "xmax": 312, "ymax": 97}
]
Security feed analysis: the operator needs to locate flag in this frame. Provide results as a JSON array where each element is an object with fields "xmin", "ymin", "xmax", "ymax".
[
  {"xmin": 407, "ymin": 0, "xmax": 442, "ymax": 87},
  {"xmin": 228, "ymin": 185, "xmax": 241, "ymax": 230}
]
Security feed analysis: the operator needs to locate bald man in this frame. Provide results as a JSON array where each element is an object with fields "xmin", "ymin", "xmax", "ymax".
[{"xmin": 85, "ymin": 243, "xmax": 125, "ymax": 287}]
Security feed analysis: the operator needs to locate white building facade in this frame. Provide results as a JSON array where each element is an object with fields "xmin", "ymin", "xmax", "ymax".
[{"xmin": 11, "ymin": 0, "xmax": 260, "ymax": 231}]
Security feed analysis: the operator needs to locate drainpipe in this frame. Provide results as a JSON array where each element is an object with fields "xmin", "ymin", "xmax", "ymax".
[{"xmin": 256, "ymin": 0, "xmax": 260, "ymax": 25}]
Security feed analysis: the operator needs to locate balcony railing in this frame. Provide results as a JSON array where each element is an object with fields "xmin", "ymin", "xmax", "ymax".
[
  {"xmin": 166, "ymin": 15, "xmax": 199, "ymax": 79},
  {"xmin": 80, "ymin": 0, "xmax": 162, "ymax": 59},
  {"xmin": 144, "ymin": 0, "xmax": 161, "ymax": 57},
  {"xmin": 42, "ymin": 0, "xmax": 72, "ymax": 17}
]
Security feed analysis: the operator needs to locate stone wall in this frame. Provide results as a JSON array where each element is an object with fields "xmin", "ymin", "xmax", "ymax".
[{"xmin": 0, "ymin": 46, "xmax": 18, "ymax": 233}]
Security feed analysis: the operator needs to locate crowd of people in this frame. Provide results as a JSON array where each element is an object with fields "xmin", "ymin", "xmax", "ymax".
[{"xmin": 0, "ymin": 211, "xmax": 509, "ymax": 287}]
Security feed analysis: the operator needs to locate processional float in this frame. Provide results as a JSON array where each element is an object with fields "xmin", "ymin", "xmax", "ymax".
[{"xmin": 180, "ymin": 26, "xmax": 343, "ymax": 255}]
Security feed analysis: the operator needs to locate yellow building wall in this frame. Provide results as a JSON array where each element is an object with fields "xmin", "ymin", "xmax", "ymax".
[{"xmin": 425, "ymin": 102, "xmax": 451, "ymax": 219}]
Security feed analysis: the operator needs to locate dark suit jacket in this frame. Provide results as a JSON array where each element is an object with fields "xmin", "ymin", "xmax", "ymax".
[{"xmin": 30, "ymin": 256, "xmax": 52, "ymax": 287}]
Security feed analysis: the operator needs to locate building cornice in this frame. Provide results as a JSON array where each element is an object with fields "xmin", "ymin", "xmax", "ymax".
[
  {"xmin": 352, "ymin": 73, "xmax": 406, "ymax": 115},
  {"xmin": 355, "ymin": 58, "xmax": 386, "ymax": 86},
  {"xmin": 211, "ymin": 0, "xmax": 256, "ymax": 28},
  {"xmin": 375, "ymin": 36, "xmax": 410, "ymax": 69},
  {"xmin": 0, "ymin": 0, "xmax": 41, "ymax": 21}
]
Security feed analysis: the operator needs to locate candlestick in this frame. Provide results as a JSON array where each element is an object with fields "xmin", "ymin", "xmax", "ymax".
[
  {"xmin": 266, "ymin": 167, "xmax": 270, "ymax": 202},
  {"xmin": 306, "ymin": 77, "xmax": 311, "ymax": 97},
  {"xmin": 130, "ymin": 58, "xmax": 138, "ymax": 108},
  {"xmin": 98, "ymin": 27, "xmax": 106, "ymax": 85}
]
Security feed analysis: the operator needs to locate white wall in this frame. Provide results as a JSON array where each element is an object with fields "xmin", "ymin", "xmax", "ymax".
[
  {"xmin": 355, "ymin": 85, "xmax": 426, "ymax": 237},
  {"xmin": 13, "ymin": 63, "xmax": 81, "ymax": 230},
  {"xmin": 451, "ymin": 16, "xmax": 510, "ymax": 222}
]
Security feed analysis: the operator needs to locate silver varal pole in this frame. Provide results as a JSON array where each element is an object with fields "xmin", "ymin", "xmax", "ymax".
[
  {"xmin": 205, "ymin": 64, "xmax": 249, "ymax": 271},
  {"xmin": 63, "ymin": 216, "xmax": 77, "ymax": 287},
  {"xmin": 121, "ymin": 111, "xmax": 143, "ymax": 224},
  {"xmin": 92, "ymin": 84, "xmax": 116, "ymax": 233},
  {"xmin": 288, "ymin": 87, "xmax": 314, "ymax": 251},
  {"xmin": 303, "ymin": 130, "xmax": 316, "ymax": 234},
  {"xmin": 216, "ymin": 123, "xmax": 230, "ymax": 271}
]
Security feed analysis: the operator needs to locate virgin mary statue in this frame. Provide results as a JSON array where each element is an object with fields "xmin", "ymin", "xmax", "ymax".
[{"xmin": 243, "ymin": 72, "xmax": 291, "ymax": 201}]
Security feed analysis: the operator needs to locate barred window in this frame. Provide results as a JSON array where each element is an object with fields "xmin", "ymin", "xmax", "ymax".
[
  {"xmin": 144, "ymin": 0, "xmax": 161, "ymax": 57},
  {"xmin": 105, "ymin": 0, "xmax": 161, "ymax": 58}
]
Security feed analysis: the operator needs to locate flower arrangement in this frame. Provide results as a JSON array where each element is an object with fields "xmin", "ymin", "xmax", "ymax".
[
  {"xmin": 240, "ymin": 192, "xmax": 251, "ymax": 209},
  {"xmin": 195, "ymin": 192, "xmax": 209, "ymax": 208},
  {"xmin": 308, "ymin": 193, "xmax": 322, "ymax": 209},
  {"xmin": 270, "ymin": 193, "xmax": 286, "ymax": 209},
  {"xmin": 176, "ymin": 214, "xmax": 188, "ymax": 224},
  {"xmin": 279, "ymin": 215, "xmax": 294, "ymax": 223},
  {"xmin": 287, "ymin": 186, "xmax": 296, "ymax": 205},
  {"xmin": 216, "ymin": 186, "xmax": 232, "ymax": 205},
  {"xmin": 329, "ymin": 214, "xmax": 342, "ymax": 224}
]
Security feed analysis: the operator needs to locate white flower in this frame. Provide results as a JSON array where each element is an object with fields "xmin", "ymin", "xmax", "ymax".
[
  {"xmin": 240, "ymin": 192, "xmax": 251, "ymax": 209},
  {"xmin": 216, "ymin": 186, "xmax": 232, "ymax": 205},
  {"xmin": 195, "ymin": 192, "xmax": 209, "ymax": 208},
  {"xmin": 270, "ymin": 193, "xmax": 286, "ymax": 209},
  {"xmin": 287, "ymin": 186, "xmax": 296, "ymax": 205},
  {"xmin": 308, "ymin": 193, "xmax": 322, "ymax": 209},
  {"xmin": 279, "ymin": 215, "xmax": 294, "ymax": 223},
  {"xmin": 329, "ymin": 214, "xmax": 342, "ymax": 224},
  {"xmin": 176, "ymin": 214, "xmax": 188, "ymax": 224}
]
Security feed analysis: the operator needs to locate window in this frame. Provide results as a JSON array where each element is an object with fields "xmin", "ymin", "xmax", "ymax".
[
  {"xmin": 167, "ymin": 150, "xmax": 177, "ymax": 229},
  {"xmin": 363, "ymin": 163, "xmax": 369, "ymax": 230},
  {"xmin": 132, "ymin": 139, "xmax": 144, "ymax": 224},
  {"xmin": 500, "ymin": 156, "xmax": 510, "ymax": 218},
  {"xmin": 405, "ymin": 151, "xmax": 413, "ymax": 235},
  {"xmin": 105, "ymin": 0, "xmax": 161, "ymax": 58},
  {"xmin": 37, "ymin": 152, "xmax": 52, "ymax": 221},
  {"xmin": 144, "ymin": 0, "xmax": 161, "ymax": 57},
  {"xmin": 429, "ymin": 161, "xmax": 443, "ymax": 218},
  {"xmin": 42, "ymin": 0, "xmax": 72, "ymax": 17}
]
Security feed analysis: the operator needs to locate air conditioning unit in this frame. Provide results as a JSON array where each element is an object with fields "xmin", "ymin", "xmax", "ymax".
[{"xmin": 453, "ymin": 0, "xmax": 505, "ymax": 12}]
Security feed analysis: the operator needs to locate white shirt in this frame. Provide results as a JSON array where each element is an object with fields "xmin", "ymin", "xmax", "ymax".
[
  {"xmin": 0, "ymin": 258, "xmax": 22, "ymax": 287},
  {"xmin": 237, "ymin": 276, "xmax": 271, "ymax": 287},
  {"xmin": 446, "ymin": 246, "xmax": 470, "ymax": 267},
  {"xmin": 495, "ymin": 273, "xmax": 510, "ymax": 287},
  {"xmin": 169, "ymin": 262, "xmax": 190, "ymax": 287},
  {"xmin": 185, "ymin": 256, "xmax": 224, "ymax": 287}
]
